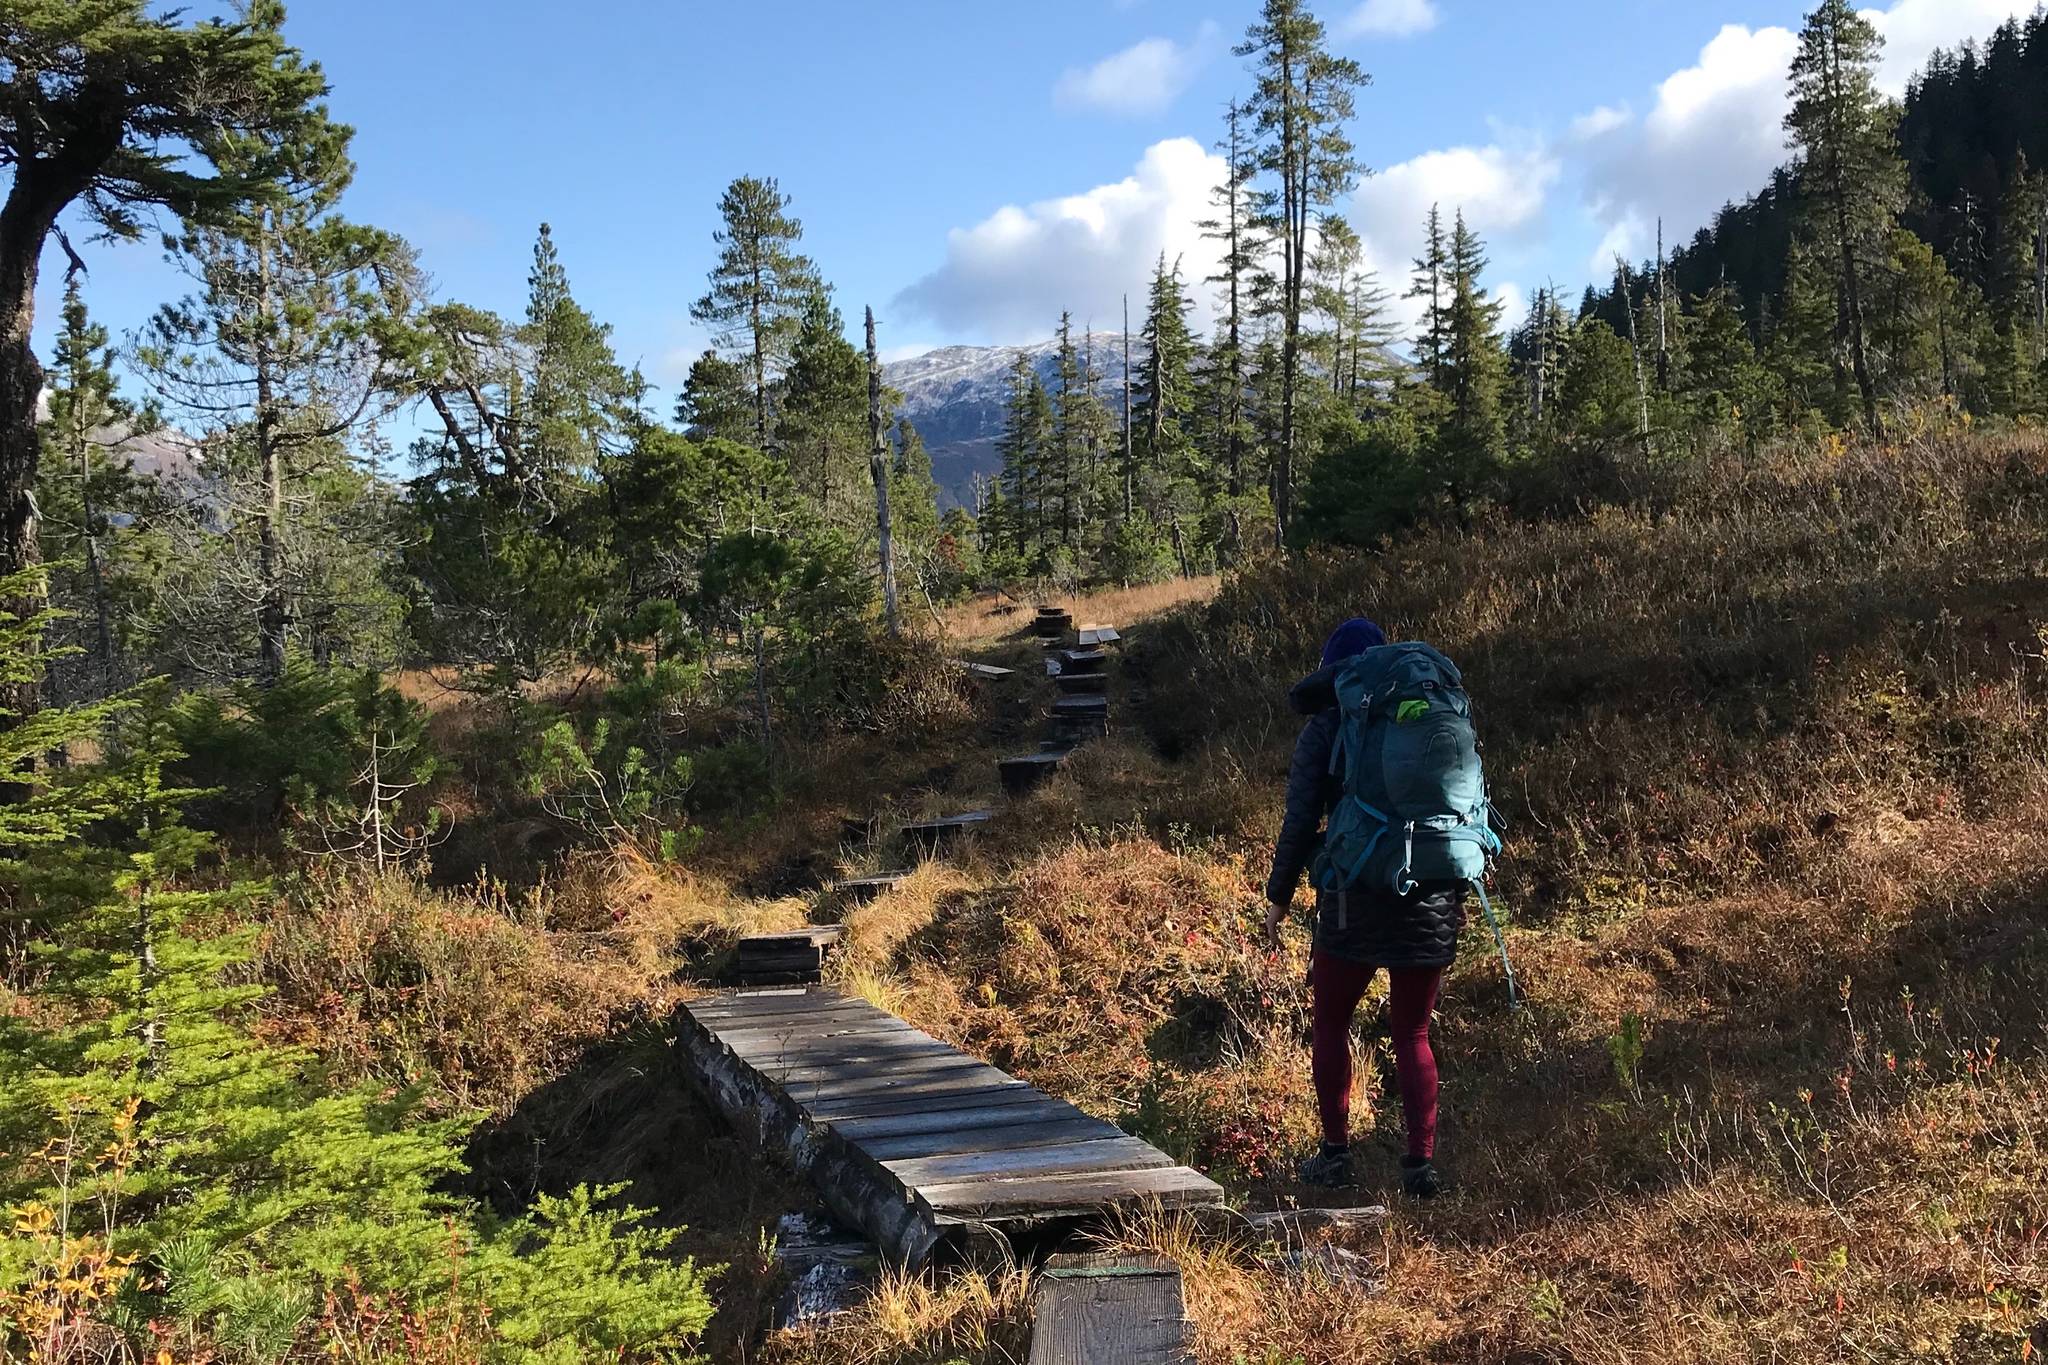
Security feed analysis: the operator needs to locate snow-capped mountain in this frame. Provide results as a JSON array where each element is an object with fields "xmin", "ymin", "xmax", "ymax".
[{"xmin": 885, "ymin": 334, "xmax": 1133, "ymax": 508}]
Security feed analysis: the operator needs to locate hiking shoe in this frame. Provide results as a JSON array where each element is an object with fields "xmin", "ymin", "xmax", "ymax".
[
  {"xmin": 1298, "ymin": 1145, "xmax": 1355, "ymax": 1188},
  {"xmin": 1400, "ymin": 1155, "xmax": 1444, "ymax": 1200}
]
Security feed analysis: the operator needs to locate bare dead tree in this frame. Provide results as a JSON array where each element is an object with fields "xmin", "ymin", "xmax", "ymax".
[{"xmin": 865, "ymin": 307, "xmax": 900, "ymax": 639}]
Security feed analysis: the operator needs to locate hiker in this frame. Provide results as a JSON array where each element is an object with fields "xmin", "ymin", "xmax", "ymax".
[{"xmin": 1263, "ymin": 618, "xmax": 1495, "ymax": 1199}]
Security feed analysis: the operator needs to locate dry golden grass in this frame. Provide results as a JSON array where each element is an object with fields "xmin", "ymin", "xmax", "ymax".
[
  {"xmin": 252, "ymin": 435, "xmax": 2048, "ymax": 1362},
  {"xmin": 937, "ymin": 576, "xmax": 1223, "ymax": 648},
  {"xmin": 762, "ymin": 1262, "xmax": 1036, "ymax": 1365}
]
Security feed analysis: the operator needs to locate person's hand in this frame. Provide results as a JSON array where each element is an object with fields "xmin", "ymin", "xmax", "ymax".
[{"xmin": 1261, "ymin": 899, "xmax": 1289, "ymax": 956}]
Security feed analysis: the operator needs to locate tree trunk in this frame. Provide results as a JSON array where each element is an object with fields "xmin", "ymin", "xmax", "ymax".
[
  {"xmin": 76, "ymin": 404, "xmax": 115, "ymax": 688},
  {"xmin": 751, "ymin": 262, "xmax": 768, "ymax": 450},
  {"xmin": 865, "ymin": 308, "xmax": 900, "ymax": 639},
  {"xmin": 1275, "ymin": 51, "xmax": 1301, "ymax": 553},
  {"xmin": 254, "ymin": 208, "xmax": 288, "ymax": 686},
  {"xmin": 0, "ymin": 180, "xmax": 61, "ymax": 726},
  {"xmin": 752, "ymin": 617, "xmax": 773, "ymax": 769},
  {"xmin": 1121, "ymin": 296, "xmax": 1134, "ymax": 519},
  {"xmin": 1835, "ymin": 195, "xmax": 1883, "ymax": 438}
]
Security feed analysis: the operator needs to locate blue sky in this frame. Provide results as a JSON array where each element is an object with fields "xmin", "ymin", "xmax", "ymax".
[{"xmin": 38, "ymin": 0, "xmax": 2035, "ymax": 412}]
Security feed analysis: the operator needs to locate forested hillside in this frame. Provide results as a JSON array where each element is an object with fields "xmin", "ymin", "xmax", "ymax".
[{"xmin": 1, "ymin": 1, "xmax": 2045, "ymax": 1363}]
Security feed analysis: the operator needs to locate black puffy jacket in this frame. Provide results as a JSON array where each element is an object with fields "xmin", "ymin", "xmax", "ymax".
[{"xmin": 1265, "ymin": 664, "xmax": 1467, "ymax": 970}]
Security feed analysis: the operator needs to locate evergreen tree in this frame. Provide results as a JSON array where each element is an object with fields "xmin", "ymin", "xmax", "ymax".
[
  {"xmin": 675, "ymin": 349, "xmax": 756, "ymax": 443},
  {"xmin": 776, "ymin": 290, "xmax": 867, "ymax": 522},
  {"xmin": 691, "ymin": 176, "xmax": 824, "ymax": 449},
  {"xmin": 522, "ymin": 224, "xmax": 636, "ymax": 480},
  {"xmin": 1408, "ymin": 205, "xmax": 1451, "ymax": 390},
  {"xmin": 1439, "ymin": 212, "xmax": 1509, "ymax": 490},
  {"xmin": 995, "ymin": 355, "xmax": 1053, "ymax": 568},
  {"xmin": 1238, "ymin": 0, "xmax": 1367, "ymax": 550},
  {"xmin": 1134, "ymin": 257, "xmax": 1202, "ymax": 573},
  {"xmin": 1198, "ymin": 98, "xmax": 1266, "ymax": 537},
  {"xmin": 0, "ymin": 0, "xmax": 330, "ymax": 674},
  {"xmin": 134, "ymin": 46, "xmax": 416, "ymax": 686},
  {"xmin": 890, "ymin": 420, "xmax": 944, "ymax": 595},
  {"xmin": 1786, "ymin": 0, "xmax": 1906, "ymax": 436},
  {"xmin": 36, "ymin": 284, "xmax": 164, "ymax": 705}
]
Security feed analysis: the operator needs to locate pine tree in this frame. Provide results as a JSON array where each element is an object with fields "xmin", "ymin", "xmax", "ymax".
[
  {"xmin": 1786, "ymin": 0, "xmax": 1906, "ymax": 437},
  {"xmin": 134, "ymin": 39, "xmax": 417, "ymax": 687},
  {"xmin": 0, "ymin": 0, "xmax": 330, "ymax": 693},
  {"xmin": 1238, "ymin": 0, "xmax": 1367, "ymax": 550},
  {"xmin": 1135, "ymin": 256, "xmax": 1201, "ymax": 571},
  {"xmin": 691, "ymin": 176, "xmax": 824, "ymax": 450}
]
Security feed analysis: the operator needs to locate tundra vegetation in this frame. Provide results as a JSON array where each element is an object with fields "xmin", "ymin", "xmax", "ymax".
[{"xmin": 2, "ymin": 2, "xmax": 2045, "ymax": 1363}]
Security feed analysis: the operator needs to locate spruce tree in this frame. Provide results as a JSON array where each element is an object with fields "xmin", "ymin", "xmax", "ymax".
[
  {"xmin": 676, "ymin": 350, "xmax": 756, "ymax": 443},
  {"xmin": 1440, "ymin": 212, "xmax": 1509, "ymax": 491},
  {"xmin": 1786, "ymin": 0, "xmax": 1905, "ymax": 437},
  {"xmin": 1237, "ymin": 0, "xmax": 1367, "ymax": 550},
  {"xmin": 691, "ymin": 176, "xmax": 824, "ymax": 450},
  {"xmin": 1408, "ymin": 205, "xmax": 1451, "ymax": 392},
  {"xmin": 1198, "ymin": 99, "xmax": 1266, "ymax": 527},
  {"xmin": 1135, "ymin": 256, "xmax": 1201, "ymax": 570},
  {"xmin": 995, "ymin": 355, "xmax": 1053, "ymax": 568},
  {"xmin": 36, "ymin": 284, "xmax": 161, "ymax": 704},
  {"xmin": 775, "ymin": 290, "xmax": 867, "ymax": 522}
]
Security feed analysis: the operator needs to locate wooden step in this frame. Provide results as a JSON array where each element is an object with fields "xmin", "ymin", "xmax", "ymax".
[
  {"xmin": 1051, "ymin": 695, "xmax": 1109, "ymax": 718},
  {"xmin": 836, "ymin": 871, "xmax": 911, "ymax": 904},
  {"xmin": 951, "ymin": 660, "xmax": 1015, "ymax": 680},
  {"xmin": 1029, "ymin": 1253, "xmax": 1192, "ymax": 1364},
  {"xmin": 1058, "ymin": 648, "xmax": 1108, "ymax": 675},
  {"xmin": 998, "ymin": 750, "xmax": 1071, "ymax": 796},
  {"xmin": 1077, "ymin": 626, "xmax": 1120, "ymax": 648},
  {"xmin": 901, "ymin": 810, "xmax": 994, "ymax": 856},
  {"xmin": 1054, "ymin": 672, "xmax": 1107, "ymax": 696}
]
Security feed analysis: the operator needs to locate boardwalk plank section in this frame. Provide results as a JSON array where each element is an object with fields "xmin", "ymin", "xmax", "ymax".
[
  {"xmin": 1029, "ymin": 1253, "xmax": 1193, "ymax": 1365},
  {"xmin": 674, "ymin": 986, "xmax": 1223, "ymax": 1266}
]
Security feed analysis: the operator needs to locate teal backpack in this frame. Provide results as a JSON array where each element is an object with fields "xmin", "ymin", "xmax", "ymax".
[{"xmin": 1309, "ymin": 641, "xmax": 1519, "ymax": 1006}]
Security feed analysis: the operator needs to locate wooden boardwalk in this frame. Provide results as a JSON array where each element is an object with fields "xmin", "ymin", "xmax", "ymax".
[{"xmin": 673, "ymin": 986, "xmax": 1224, "ymax": 1267}]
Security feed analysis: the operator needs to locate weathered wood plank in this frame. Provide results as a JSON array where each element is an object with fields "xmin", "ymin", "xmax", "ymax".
[
  {"xmin": 1029, "ymin": 1253, "xmax": 1191, "ymax": 1365},
  {"xmin": 764, "ymin": 1051, "xmax": 991, "ymax": 1086},
  {"xmin": 737, "ymin": 925, "xmax": 846, "ymax": 952},
  {"xmin": 856, "ymin": 1114, "xmax": 1120, "ymax": 1162},
  {"xmin": 784, "ymin": 1061, "xmax": 1016, "ymax": 1103},
  {"xmin": 921, "ymin": 1165, "xmax": 1225, "ymax": 1221},
  {"xmin": 804, "ymin": 1080, "xmax": 1038, "ymax": 1121},
  {"xmin": 825, "ymin": 1096, "xmax": 1085, "ymax": 1143},
  {"xmin": 883, "ymin": 1135, "xmax": 1174, "ymax": 1188},
  {"xmin": 836, "ymin": 871, "xmax": 911, "ymax": 904}
]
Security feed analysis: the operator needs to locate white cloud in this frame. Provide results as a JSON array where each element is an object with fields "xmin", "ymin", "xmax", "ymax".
[
  {"xmin": 1576, "ymin": 1, "xmax": 2033, "ymax": 266},
  {"xmin": 1569, "ymin": 105, "xmax": 1631, "ymax": 142},
  {"xmin": 1350, "ymin": 141, "xmax": 1560, "ymax": 335},
  {"xmin": 1864, "ymin": 0, "xmax": 2030, "ymax": 92},
  {"xmin": 1338, "ymin": 0, "xmax": 1440, "ymax": 40},
  {"xmin": 897, "ymin": 138, "xmax": 1229, "ymax": 343},
  {"xmin": 1054, "ymin": 24, "xmax": 1219, "ymax": 116}
]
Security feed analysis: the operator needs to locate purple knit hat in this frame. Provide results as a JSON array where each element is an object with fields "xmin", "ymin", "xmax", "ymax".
[{"xmin": 1320, "ymin": 617, "xmax": 1386, "ymax": 667}]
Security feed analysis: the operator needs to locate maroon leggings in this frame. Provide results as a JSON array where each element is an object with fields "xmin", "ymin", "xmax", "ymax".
[{"xmin": 1309, "ymin": 948, "xmax": 1445, "ymax": 1158}]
